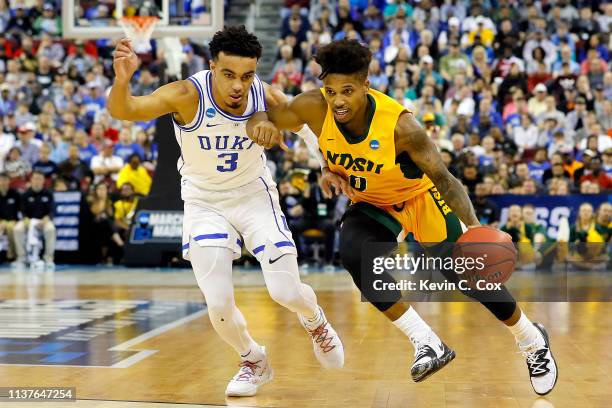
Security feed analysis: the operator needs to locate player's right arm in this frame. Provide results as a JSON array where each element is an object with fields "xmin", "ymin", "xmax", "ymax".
[
  {"xmin": 247, "ymin": 89, "xmax": 351, "ymax": 198},
  {"xmin": 107, "ymin": 39, "xmax": 197, "ymax": 123},
  {"xmin": 246, "ymin": 89, "xmax": 326, "ymax": 149}
]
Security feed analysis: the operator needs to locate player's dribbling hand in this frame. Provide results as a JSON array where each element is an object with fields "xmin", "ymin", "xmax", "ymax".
[
  {"xmin": 320, "ymin": 168, "xmax": 355, "ymax": 199},
  {"xmin": 113, "ymin": 38, "xmax": 139, "ymax": 83},
  {"xmin": 251, "ymin": 120, "xmax": 287, "ymax": 150}
]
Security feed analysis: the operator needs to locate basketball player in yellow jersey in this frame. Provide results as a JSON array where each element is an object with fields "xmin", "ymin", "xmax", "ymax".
[{"xmin": 247, "ymin": 40, "xmax": 557, "ymax": 395}]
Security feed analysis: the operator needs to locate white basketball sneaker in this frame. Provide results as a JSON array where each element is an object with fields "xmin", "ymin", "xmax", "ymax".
[
  {"xmin": 225, "ymin": 347, "xmax": 273, "ymax": 397},
  {"xmin": 520, "ymin": 323, "xmax": 558, "ymax": 395},
  {"xmin": 299, "ymin": 306, "xmax": 344, "ymax": 369},
  {"xmin": 410, "ymin": 331, "xmax": 455, "ymax": 382}
]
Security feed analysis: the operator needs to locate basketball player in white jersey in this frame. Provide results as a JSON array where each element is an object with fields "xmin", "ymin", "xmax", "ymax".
[{"xmin": 107, "ymin": 26, "xmax": 344, "ymax": 397}]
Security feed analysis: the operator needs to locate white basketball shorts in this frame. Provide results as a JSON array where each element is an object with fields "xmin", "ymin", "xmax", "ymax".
[{"xmin": 181, "ymin": 173, "xmax": 297, "ymax": 262}]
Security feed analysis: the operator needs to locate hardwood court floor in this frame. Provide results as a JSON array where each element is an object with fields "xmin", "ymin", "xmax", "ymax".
[{"xmin": 0, "ymin": 268, "xmax": 610, "ymax": 408}]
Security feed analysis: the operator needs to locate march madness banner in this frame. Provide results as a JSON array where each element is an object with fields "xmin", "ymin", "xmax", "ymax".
[{"xmin": 490, "ymin": 194, "xmax": 611, "ymax": 239}]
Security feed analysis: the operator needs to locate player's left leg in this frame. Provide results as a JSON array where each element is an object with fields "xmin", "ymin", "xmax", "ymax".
[
  {"xmin": 233, "ymin": 177, "xmax": 343, "ymax": 369},
  {"xmin": 338, "ymin": 204, "xmax": 455, "ymax": 382},
  {"xmin": 410, "ymin": 187, "xmax": 558, "ymax": 395}
]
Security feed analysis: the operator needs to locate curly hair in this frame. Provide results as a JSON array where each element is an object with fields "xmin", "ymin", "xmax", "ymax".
[
  {"xmin": 209, "ymin": 25, "xmax": 262, "ymax": 60},
  {"xmin": 314, "ymin": 39, "xmax": 371, "ymax": 80}
]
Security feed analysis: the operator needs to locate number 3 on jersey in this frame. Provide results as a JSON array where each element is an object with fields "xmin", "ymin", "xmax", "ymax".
[
  {"xmin": 349, "ymin": 175, "xmax": 367, "ymax": 192},
  {"xmin": 217, "ymin": 153, "xmax": 238, "ymax": 172}
]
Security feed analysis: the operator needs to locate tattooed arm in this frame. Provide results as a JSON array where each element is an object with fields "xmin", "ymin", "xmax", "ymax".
[{"xmin": 394, "ymin": 111, "xmax": 480, "ymax": 227}]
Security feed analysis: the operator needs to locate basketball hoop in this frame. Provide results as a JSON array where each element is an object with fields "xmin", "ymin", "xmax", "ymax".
[{"xmin": 119, "ymin": 16, "xmax": 160, "ymax": 53}]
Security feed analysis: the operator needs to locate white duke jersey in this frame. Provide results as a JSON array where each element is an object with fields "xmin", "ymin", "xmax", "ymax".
[{"xmin": 172, "ymin": 70, "xmax": 268, "ymax": 193}]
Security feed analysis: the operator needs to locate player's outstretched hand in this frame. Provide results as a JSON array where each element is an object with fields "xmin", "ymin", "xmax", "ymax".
[
  {"xmin": 250, "ymin": 120, "xmax": 288, "ymax": 150},
  {"xmin": 320, "ymin": 168, "xmax": 355, "ymax": 199},
  {"xmin": 113, "ymin": 38, "xmax": 139, "ymax": 83}
]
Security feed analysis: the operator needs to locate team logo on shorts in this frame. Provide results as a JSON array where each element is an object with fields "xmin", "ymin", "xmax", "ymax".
[
  {"xmin": 370, "ymin": 139, "xmax": 380, "ymax": 150},
  {"xmin": 205, "ymin": 108, "xmax": 216, "ymax": 118}
]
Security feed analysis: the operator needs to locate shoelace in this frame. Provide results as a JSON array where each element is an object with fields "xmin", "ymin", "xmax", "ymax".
[
  {"xmin": 309, "ymin": 323, "xmax": 336, "ymax": 353},
  {"xmin": 414, "ymin": 344, "xmax": 435, "ymax": 362},
  {"xmin": 235, "ymin": 360, "xmax": 261, "ymax": 381},
  {"xmin": 520, "ymin": 343, "xmax": 550, "ymax": 377}
]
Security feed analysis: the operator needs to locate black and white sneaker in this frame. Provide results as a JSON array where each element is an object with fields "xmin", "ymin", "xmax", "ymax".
[
  {"xmin": 520, "ymin": 323, "xmax": 558, "ymax": 395},
  {"xmin": 410, "ymin": 332, "xmax": 456, "ymax": 382}
]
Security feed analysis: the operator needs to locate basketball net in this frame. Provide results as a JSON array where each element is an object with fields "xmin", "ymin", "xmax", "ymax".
[{"xmin": 119, "ymin": 16, "xmax": 159, "ymax": 54}]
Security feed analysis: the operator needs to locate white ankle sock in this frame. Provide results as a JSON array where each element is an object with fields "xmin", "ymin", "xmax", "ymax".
[
  {"xmin": 393, "ymin": 307, "xmax": 433, "ymax": 345},
  {"xmin": 508, "ymin": 312, "xmax": 542, "ymax": 348},
  {"xmin": 302, "ymin": 306, "xmax": 325, "ymax": 331},
  {"xmin": 240, "ymin": 343, "xmax": 265, "ymax": 362}
]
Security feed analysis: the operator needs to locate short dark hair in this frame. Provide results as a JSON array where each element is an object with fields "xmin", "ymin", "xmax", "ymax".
[
  {"xmin": 315, "ymin": 39, "xmax": 371, "ymax": 80},
  {"xmin": 209, "ymin": 25, "xmax": 262, "ymax": 60},
  {"xmin": 128, "ymin": 153, "xmax": 141, "ymax": 162}
]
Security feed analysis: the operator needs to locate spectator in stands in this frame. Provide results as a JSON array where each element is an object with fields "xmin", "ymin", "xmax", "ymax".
[
  {"xmin": 461, "ymin": 164, "xmax": 481, "ymax": 194},
  {"xmin": 33, "ymin": 3, "xmax": 61, "ymax": 36},
  {"xmin": 113, "ymin": 182, "xmax": 138, "ymax": 248},
  {"xmin": 520, "ymin": 178, "xmax": 539, "ymax": 195},
  {"xmin": 473, "ymin": 182, "xmax": 499, "ymax": 227},
  {"xmin": 132, "ymin": 69, "xmax": 159, "ymax": 97},
  {"xmin": 15, "ymin": 122, "xmax": 40, "ymax": 166},
  {"xmin": 58, "ymin": 144, "xmax": 93, "ymax": 191},
  {"xmin": 289, "ymin": 171, "xmax": 337, "ymax": 268},
  {"xmin": 88, "ymin": 182, "xmax": 122, "ymax": 264},
  {"xmin": 508, "ymin": 162, "xmax": 530, "ymax": 191},
  {"xmin": 0, "ymin": 1, "xmax": 11, "ymax": 33},
  {"xmin": 604, "ymin": 148, "xmax": 612, "ymax": 176},
  {"xmin": 580, "ymin": 180, "xmax": 601, "ymax": 194},
  {"xmin": 271, "ymin": 44, "xmax": 304, "ymax": 83},
  {"xmin": 594, "ymin": 203, "xmax": 611, "ymax": 242},
  {"xmin": 0, "ymin": 172, "xmax": 20, "ymax": 261},
  {"xmin": 7, "ymin": 5, "xmax": 32, "ymax": 36},
  {"xmin": 91, "ymin": 140, "xmax": 123, "ymax": 186},
  {"xmin": 561, "ymin": 150, "xmax": 584, "ymax": 180},
  {"xmin": 528, "ymin": 148, "xmax": 551, "ymax": 185},
  {"xmin": 549, "ymin": 178, "xmax": 570, "ymax": 195},
  {"xmin": 117, "ymin": 154, "xmax": 152, "ymax": 197},
  {"xmin": 74, "ymin": 129, "xmax": 98, "ymax": 166},
  {"xmin": 278, "ymin": 177, "xmax": 305, "ymax": 233},
  {"xmin": 565, "ymin": 202, "xmax": 600, "ymax": 261},
  {"xmin": 37, "ymin": 33, "xmax": 65, "ymax": 68},
  {"xmin": 13, "ymin": 171, "xmax": 55, "ymax": 270},
  {"xmin": 527, "ymin": 83, "xmax": 549, "ymax": 117},
  {"xmin": 502, "ymin": 204, "xmax": 538, "ymax": 264},
  {"xmin": 579, "ymin": 155, "xmax": 612, "ymax": 191},
  {"xmin": 182, "ymin": 44, "xmax": 206, "ymax": 78},
  {"xmin": 368, "ymin": 58, "xmax": 388, "ymax": 93},
  {"xmin": 135, "ymin": 130, "xmax": 157, "ymax": 172},
  {"xmin": 4, "ymin": 147, "xmax": 31, "ymax": 189},
  {"xmin": 114, "ymin": 128, "xmax": 145, "ymax": 162},
  {"xmin": 49, "ymin": 128, "xmax": 70, "ymax": 164},
  {"xmin": 565, "ymin": 96, "xmax": 590, "ymax": 138},
  {"xmin": 440, "ymin": 40, "xmax": 471, "ymax": 83},
  {"xmin": 63, "ymin": 42, "xmax": 95, "ymax": 74},
  {"xmin": 32, "ymin": 142, "xmax": 58, "ymax": 184}
]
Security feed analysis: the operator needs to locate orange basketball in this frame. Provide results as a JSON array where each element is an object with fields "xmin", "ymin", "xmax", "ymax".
[{"xmin": 452, "ymin": 226, "xmax": 517, "ymax": 289}]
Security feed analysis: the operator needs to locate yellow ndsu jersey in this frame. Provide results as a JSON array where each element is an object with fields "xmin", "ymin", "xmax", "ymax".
[{"xmin": 318, "ymin": 88, "xmax": 434, "ymax": 206}]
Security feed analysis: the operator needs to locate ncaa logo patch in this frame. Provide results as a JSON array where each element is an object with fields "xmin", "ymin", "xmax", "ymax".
[
  {"xmin": 138, "ymin": 211, "xmax": 150, "ymax": 225},
  {"xmin": 205, "ymin": 108, "xmax": 216, "ymax": 118},
  {"xmin": 370, "ymin": 139, "xmax": 380, "ymax": 150}
]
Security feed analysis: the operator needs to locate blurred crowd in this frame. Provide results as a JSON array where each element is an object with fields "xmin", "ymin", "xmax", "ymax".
[
  {"xmin": 269, "ymin": 0, "xmax": 611, "ymax": 267},
  {"xmin": 0, "ymin": 0, "xmax": 609, "ymax": 269},
  {"xmin": 0, "ymin": 0, "xmax": 158, "ymax": 267},
  {"xmin": 273, "ymin": 0, "xmax": 612, "ymax": 194}
]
